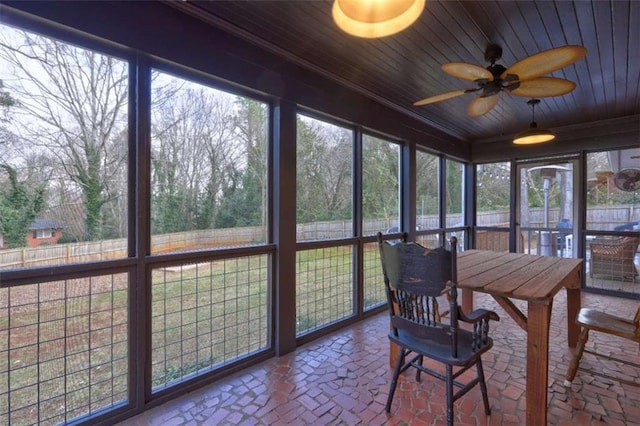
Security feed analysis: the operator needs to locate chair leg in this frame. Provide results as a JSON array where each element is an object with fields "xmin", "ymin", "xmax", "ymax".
[
  {"xmin": 564, "ymin": 327, "xmax": 590, "ymax": 386},
  {"xmin": 415, "ymin": 355, "xmax": 423, "ymax": 382},
  {"xmin": 386, "ymin": 346, "xmax": 406, "ymax": 412},
  {"xmin": 476, "ymin": 358, "xmax": 491, "ymax": 415},
  {"xmin": 446, "ymin": 364, "xmax": 454, "ymax": 426}
]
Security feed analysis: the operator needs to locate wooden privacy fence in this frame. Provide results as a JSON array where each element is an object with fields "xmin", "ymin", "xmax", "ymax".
[
  {"xmin": 524, "ymin": 205, "xmax": 639, "ymax": 230},
  {"xmin": 584, "ymin": 205, "xmax": 640, "ymax": 230},
  {"xmin": 1, "ymin": 206, "xmax": 638, "ymax": 268},
  {"xmin": 0, "ymin": 227, "xmax": 267, "ymax": 269},
  {"xmin": 0, "ymin": 240, "xmax": 126, "ymax": 269}
]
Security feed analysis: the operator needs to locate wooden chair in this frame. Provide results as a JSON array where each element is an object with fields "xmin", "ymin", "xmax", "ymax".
[
  {"xmin": 564, "ymin": 305, "xmax": 640, "ymax": 387},
  {"xmin": 377, "ymin": 233, "xmax": 500, "ymax": 425}
]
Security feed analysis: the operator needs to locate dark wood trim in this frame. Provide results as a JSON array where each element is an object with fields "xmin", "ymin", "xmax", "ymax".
[
  {"xmin": 354, "ymin": 127, "xmax": 364, "ymax": 315},
  {"xmin": 509, "ymin": 160, "xmax": 518, "ymax": 253},
  {"xmin": 464, "ymin": 163, "xmax": 475, "ymax": 250},
  {"xmin": 576, "ymin": 152, "xmax": 587, "ymax": 274},
  {"xmin": 471, "ymin": 115, "xmax": 640, "ymax": 163},
  {"xmin": 438, "ymin": 156, "xmax": 447, "ymax": 246},
  {"xmin": 0, "ymin": 258, "xmax": 137, "ymax": 287},
  {"xmin": 273, "ymin": 100, "xmax": 297, "ymax": 356},
  {"xmin": 132, "ymin": 54, "xmax": 151, "ymax": 412},
  {"xmin": 403, "ymin": 141, "xmax": 416, "ymax": 239}
]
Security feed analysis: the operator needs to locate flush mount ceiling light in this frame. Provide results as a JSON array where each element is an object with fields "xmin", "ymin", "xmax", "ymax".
[
  {"xmin": 513, "ymin": 98, "xmax": 555, "ymax": 145},
  {"xmin": 332, "ymin": 0, "xmax": 426, "ymax": 38}
]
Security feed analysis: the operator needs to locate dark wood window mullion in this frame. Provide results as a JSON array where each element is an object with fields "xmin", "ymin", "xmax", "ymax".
[
  {"xmin": 439, "ymin": 156, "xmax": 447, "ymax": 246},
  {"xmin": 272, "ymin": 100, "xmax": 297, "ymax": 356},
  {"xmin": 353, "ymin": 127, "xmax": 363, "ymax": 316},
  {"xmin": 131, "ymin": 55, "xmax": 151, "ymax": 409},
  {"xmin": 402, "ymin": 141, "xmax": 415, "ymax": 240},
  {"xmin": 465, "ymin": 162, "xmax": 475, "ymax": 251}
]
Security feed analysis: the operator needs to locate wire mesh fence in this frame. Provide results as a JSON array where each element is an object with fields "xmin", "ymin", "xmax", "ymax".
[
  {"xmin": 296, "ymin": 245, "xmax": 354, "ymax": 336},
  {"xmin": 150, "ymin": 255, "xmax": 270, "ymax": 392},
  {"xmin": 0, "ymin": 274, "xmax": 129, "ymax": 425}
]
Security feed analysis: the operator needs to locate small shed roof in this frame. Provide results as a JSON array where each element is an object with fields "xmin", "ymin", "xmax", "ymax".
[{"xmin": 30, "ymin": 218, "xmax": 64, "ymax": 230}]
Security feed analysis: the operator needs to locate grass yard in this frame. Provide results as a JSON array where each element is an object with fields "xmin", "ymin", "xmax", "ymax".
[{"xmin": 0, "ymin": 243, "xmax": 387, "ymax": 425}]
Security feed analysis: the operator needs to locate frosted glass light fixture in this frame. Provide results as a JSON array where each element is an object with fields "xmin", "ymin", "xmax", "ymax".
[{"xmin": 332, "ymin": 0, "xmax": 425, "ymax": 38}]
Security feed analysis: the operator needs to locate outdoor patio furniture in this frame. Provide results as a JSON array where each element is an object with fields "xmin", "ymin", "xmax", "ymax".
[
  {"xmin": 614, "ymin": 221, "xmax": 640, "ymax": 232},
  {"xmin": 556, "ymin": 218, "xmax": 572, "ymax": 252},
  {"xmin": 589, "ymin": 236, "xmax": 640, "ymax": 282},
  {"xmin": 563, "ymin": 305, "xmax": 640, "ymax": 387},
  {"xmin": 377, "ymin": 233, "xmax": 499, "ymax": 426}
]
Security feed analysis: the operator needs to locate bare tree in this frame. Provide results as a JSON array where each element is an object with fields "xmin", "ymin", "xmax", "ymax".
[
  {"xmin": 231, "ymin": 98, "xmax": 269, "ymax": 227},
  {"xmin": 0, "ymin": 28, "xmax": 128, "ymax": 240},
  {"xmin": 151, "ymin": 74, "xmax": 239, "ymax": 232},
  {"xmin": 297, "ymin": 118, "xmax": 353, "ymax": 223},
  {"xmin": 363, "ymin": 136, "xmax": 399, "ymax": 228}
]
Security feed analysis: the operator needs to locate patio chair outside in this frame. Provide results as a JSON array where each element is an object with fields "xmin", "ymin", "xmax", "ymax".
[
  {"xmin": 377, "ymin": 233, "xmax": 499, "ymax": 425},
  {"xmin": 556, "ymin": 218, "xmax": 572, "ymax": 252},
  {"xmin": 589, "ymin": 236, "xmax": 640, "ymax": 282}
]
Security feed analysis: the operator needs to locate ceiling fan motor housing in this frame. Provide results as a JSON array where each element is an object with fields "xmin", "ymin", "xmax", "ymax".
[
  {"xmin": 479, "ymin": 63, "xmax": 508, "ymax": 97},
  {"xmin": 487, "ymin": 63, "xmax": 506, "ymax": 78}
]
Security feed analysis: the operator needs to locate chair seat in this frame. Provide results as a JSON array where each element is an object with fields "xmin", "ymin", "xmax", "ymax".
[
  {"xmin": 390, "ymin": 328, "xmax": 494, "ymax": 366},
  {"xmin": 564, "ymin": 305, "xmax": 640, "ymax": 387},
  {"xmin": 577, "ymin": 308, "xmax": 640, "ymax": 342}
]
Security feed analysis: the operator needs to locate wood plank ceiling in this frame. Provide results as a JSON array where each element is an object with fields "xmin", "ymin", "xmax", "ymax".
[{"xmin": 172, "ymin": 0, "xmax": 639, "ymax": 145}]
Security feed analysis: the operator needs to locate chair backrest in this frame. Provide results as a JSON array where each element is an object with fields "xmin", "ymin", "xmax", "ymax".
[
  {"xmin": 557, "ymin": 218, "xmax": 572, "ymax": 231},
  {"xmin": 377, "ymin": 232, "xmax": 460, "ymax": 356},
  {"xmin": 627, "ymin": 236, "xmax": 640, "ymax": 253}
]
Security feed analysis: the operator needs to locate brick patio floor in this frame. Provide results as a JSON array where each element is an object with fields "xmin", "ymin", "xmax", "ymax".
[{"xmin": 119, "ymin": 291, "xmax": 640, "ymax": 425}]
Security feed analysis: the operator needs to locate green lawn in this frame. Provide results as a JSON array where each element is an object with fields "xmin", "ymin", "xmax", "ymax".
[{"xmin": 0, "ymin": 245, "xmax": 386, "ymax": 424}]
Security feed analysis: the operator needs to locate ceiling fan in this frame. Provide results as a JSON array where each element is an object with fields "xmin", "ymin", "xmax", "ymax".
[
  {"xmin": 413, "ymin": 44, "xmax": 587, "ymax": 117},
  {"xmin": 614, "ymin": 168, "xmax": 640, "ymax": 192}
]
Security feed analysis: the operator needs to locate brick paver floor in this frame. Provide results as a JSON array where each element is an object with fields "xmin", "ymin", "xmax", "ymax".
[{"xmin": 119, "ymin": 291, "xmax": 640, "ymax": 425}]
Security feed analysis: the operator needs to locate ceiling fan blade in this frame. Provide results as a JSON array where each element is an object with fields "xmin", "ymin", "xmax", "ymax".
[
  {"xmin": 413, "ymin": 89, "xmax": 472, "ymax": 106},
  {"xmin": 506, "ymin": 77, "xmax": 577, "ymax": 97},
  {"xmin": 467, "ymin": 95, "xmax": 499, "ymax": 117},
  {"xmin": 500, "ymin": 45, "xmax": 587, "ymax": 81},
  {"xmin": 442, "ymin": 62, "xmax": 493, "ymax": 82}
]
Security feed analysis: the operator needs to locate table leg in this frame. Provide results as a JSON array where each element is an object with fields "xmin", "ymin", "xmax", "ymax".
[
  {"xmin": 461, "ymin": 288, "xmax": 473, "ymax": 314},
  {"xmin": 566, "ymin": 287, "xmax": 581, "ymax": 348},
  {"xmin": 526, "ymin": 301, "xmax": 551, "ymax": 426}
]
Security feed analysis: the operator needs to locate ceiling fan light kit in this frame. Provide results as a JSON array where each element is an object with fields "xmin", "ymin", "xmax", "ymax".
[
  {"xmin": 513, "ymin": 99, "xmax": 555, "ymax": 145},
  {"xmin": 413, "ymin": 44, "xmax": 587, "ymax": 117},
  {"xmin": 332, "ymin": 0, "xmax": 425, "ymax": 38}
]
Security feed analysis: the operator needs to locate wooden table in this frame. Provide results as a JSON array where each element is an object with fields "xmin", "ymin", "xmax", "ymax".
[{"xmin": 457, "ymin": 250, "xmax": 583, "ymax": 426}]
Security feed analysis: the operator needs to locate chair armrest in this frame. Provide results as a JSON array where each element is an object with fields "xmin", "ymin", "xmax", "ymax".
[
  {"xmin": 458, "ymin": 308, "xmax": 500, "ymax": 324},
  {"xmin": 456, "ymin": 308, "xmax": 500, "ymax": 350}
]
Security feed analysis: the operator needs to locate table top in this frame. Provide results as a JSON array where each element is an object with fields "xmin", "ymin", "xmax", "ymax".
[{"xmin": 456, "ymin": 250, "xmax": 583, "ymax": 302}]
